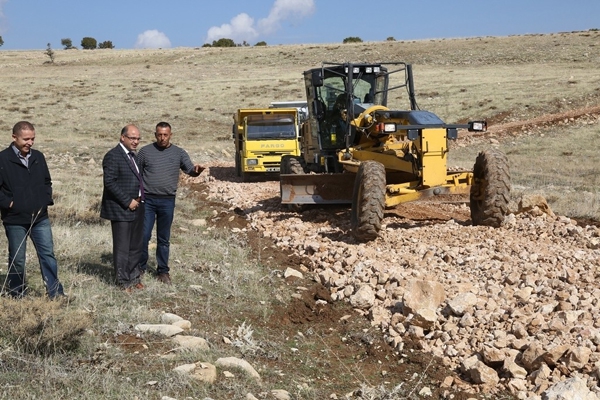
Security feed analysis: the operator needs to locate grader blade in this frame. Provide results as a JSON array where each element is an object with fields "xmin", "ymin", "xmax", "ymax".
[{"xmin": 280, "ymin": 173, "xmax": 355, "ymax": 204}]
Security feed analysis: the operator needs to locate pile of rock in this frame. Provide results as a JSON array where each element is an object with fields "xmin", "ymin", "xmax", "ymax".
[{"xmin": 198, "ymin": 165, "xmax": 600, "ymax": 397}]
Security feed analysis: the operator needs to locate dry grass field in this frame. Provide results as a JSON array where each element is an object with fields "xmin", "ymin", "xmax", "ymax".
[{"xmin": 0, "ymin": 30, "xmax": 599, "ymax": 399}]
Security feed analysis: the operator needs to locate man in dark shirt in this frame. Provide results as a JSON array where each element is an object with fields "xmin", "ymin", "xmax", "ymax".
[{"xmin": 138, "ymin": 122, "xmax": 203, "ymax": 284}]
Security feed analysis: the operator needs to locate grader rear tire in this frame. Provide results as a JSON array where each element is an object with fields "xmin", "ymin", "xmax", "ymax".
[
  {"xmin": 470, "ymin": 149, "xmax": 511, "ymax": 227},
  {"xmin": 280, "ymin": 155, "xmax": 305, "ymax": 212},
  {"xmin": 351, "ymin": 161, "xmax": 386, "ymax": 242}
]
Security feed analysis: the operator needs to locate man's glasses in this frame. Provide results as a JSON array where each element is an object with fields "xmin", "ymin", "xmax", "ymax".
[{"xmin": 124, "ymin": 135, "xmax": 141, "ymax": 142}]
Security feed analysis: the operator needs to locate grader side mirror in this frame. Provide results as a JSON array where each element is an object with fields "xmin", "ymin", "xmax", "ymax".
[{"xmin": 311, "ymin": 70, "xmax": 323, "ymax": 87}]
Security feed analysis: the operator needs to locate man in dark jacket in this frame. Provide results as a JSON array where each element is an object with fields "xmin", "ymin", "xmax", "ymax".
[
  {"xmin": 100, "ymin": 124, "xmax": 145, "ymax": 291},
  {"xmin": 0, "ymin": 121, "xmax": 64, "ymax": 299}
]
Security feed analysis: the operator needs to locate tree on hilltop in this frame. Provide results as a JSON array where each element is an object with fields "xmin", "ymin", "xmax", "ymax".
[
  {"xmin": 343, "ymin": 36, "xmax": 363, "ymax": 44},
  {"xmin": 211, "ymin": 38, "xmax": 236, "ymax": 47},
  {"xmin": 61, "ymin": 38, "xmax": 75, "ymax": 49},
  {"xmin": 45, "ymin": 43, "xmax": 55, "ymax": 63},
  {"xmin": 98, "ymin": 41, "xmax": 114, "ymax": 49},
  {"xmin": 81, "ymin": 37, "xmax": 97, "ymax": 50}
]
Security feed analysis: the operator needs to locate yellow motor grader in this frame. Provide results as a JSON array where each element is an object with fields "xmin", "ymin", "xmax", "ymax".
[{"xmin": 280, "ymin": 62, "xmax": 511, "ymax": 241}]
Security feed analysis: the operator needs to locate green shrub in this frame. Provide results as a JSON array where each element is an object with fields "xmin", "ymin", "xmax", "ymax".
[
  {"xmin": 255, "ymin": 41, "xmax": 267, "ymax": 46},
  {"xmin": 343, "ymin": 36, "xmax": 363, "ymax": 44},
  {"xmin": 211, "ymin": 38, "xmax": 236, "ymax": 47},
  {"xmin": 98, "ymin": 41, "xmax": 114, "ymax": 49},
  {"xmin": 81, "ymin": 37, "xmax": 97, "ymax": 50},
  {"xmin": 386, "ymin": 36, "xmax": 396, "ymax": 41}
]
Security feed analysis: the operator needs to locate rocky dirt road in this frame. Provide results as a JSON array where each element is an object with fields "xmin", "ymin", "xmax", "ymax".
[{"xmin": 186, "ymin": 155, "xmax": 600, "ymax": 398}]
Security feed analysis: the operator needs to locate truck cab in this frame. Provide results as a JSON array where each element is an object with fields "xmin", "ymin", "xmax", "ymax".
[{"xmin": 233, "ymin": 108, "xmax": 301, "ymax": 181}]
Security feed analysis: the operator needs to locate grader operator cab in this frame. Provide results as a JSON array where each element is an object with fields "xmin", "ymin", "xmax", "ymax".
[{"xmin": 280, "ymin": 62, "xmax": 511, "ymax": 241}]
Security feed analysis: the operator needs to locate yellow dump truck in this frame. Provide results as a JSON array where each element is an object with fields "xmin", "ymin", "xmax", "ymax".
[{"xmin": 233, "ymin": 106, "xmax": 303, "ymax": 181}]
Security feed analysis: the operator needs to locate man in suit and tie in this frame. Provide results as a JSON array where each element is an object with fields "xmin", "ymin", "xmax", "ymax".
[{"xmin": 100, "ymin": 124, "xmax": 145, "ymax": 291}]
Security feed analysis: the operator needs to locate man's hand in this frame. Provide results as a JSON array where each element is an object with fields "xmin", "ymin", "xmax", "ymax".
[
  {"xmin": 193, "ymin": 164, "xmax": 205, "ymax": 175},
  {"xmin": 129, "ymin": 199, "xmax": 140, "ymax": 211}
]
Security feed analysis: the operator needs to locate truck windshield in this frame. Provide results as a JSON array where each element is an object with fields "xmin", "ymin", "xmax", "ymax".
[{"xmin": 246, "ymin": 115, "xmax": 296, "ymax": 140}]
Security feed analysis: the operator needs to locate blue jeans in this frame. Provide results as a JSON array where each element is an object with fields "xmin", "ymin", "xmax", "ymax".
[
  {"xmin": 4, "ymin": 218, "xmax": 64, "ymax": 298},
  {"xmin": 141, "ymin": 197, "xmax": 175, "ymax": 275}
]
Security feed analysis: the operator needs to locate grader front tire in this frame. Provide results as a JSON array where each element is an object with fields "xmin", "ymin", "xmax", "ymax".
[
  {"xmin": 470, "ymin": 149, "xmax": 511, "ymax": 227},
  {"xmin": 281, "ymin": 155, "xmax": 305, "ymax": 175},
  {"xmin": 351, "ymin": 161, "xmax": 386, "ymax": 242}
]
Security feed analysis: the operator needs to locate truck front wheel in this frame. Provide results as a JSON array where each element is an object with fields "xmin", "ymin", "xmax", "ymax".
[
  {"xmin": 351, "ymin": 161, "xmax": 386, "ymax": 242},
  {"xmin": 235, "ymin": 153, "xmax": 242, "ymax": 178}
]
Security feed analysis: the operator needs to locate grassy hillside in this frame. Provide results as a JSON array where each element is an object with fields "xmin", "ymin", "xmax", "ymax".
[{"xmin": 0, "ymin": 30, "xmax": 598, "ymax": 399}]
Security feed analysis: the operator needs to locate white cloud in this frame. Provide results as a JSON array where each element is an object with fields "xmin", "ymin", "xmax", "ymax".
[
  {"xmin": 205, "ymin": 0, "xmax": 315, "ymax": 44},
  {"xmin": 206, "ymin": 13, "xmax": 258, "ymax": 44},
  {"xmin": 135, "ymin": 30, "xmax": 171, "ymax": 49},
  {"xmin": 258, "ymin": 0, "xmax": 315, "ymax": 35}
]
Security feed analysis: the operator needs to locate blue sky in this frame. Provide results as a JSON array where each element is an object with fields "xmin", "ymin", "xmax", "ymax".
[{"xmin": 0, "ymin": 0, "xmax": 598, "ymax": 50}]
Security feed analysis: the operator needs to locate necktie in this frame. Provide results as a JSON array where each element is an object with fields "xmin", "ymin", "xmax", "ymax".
[{"xmin": 128, "ymin": 152, "xmax": 145, "ymax": 201}]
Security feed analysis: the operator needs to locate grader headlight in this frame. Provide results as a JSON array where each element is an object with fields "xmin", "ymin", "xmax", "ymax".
[
  {"xmin": 383, "ymin": 123, "xmax": 396, "ymax": 133},
  {"xmin": 344, "ymin": 66, "xmax": 361, "ymax": 74},
  {"xmin": 376, "ymin": 123, "xmax": 397, "ymax": 133},
  {"xmin": 468, "ymin": 121, "xmax": 487, "ymax": 132}
]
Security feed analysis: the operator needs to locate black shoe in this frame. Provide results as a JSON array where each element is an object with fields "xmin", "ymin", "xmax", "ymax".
[
  {"xmin": 7, "ymin": 286, "xmax": 28, "ymax": 299},
  {"xmin": 157, "ymin": 273, "xmax": 172, "ymax": 285},
  {"xmin": 51, "ymin": 293, "xmax": 74, "ymax": 304}
]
